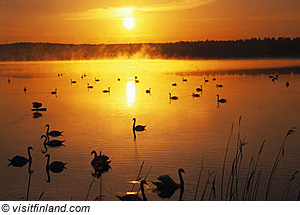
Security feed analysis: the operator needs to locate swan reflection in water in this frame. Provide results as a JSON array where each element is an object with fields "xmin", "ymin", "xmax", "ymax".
[
  {"xmin": 44, "ymin": 154, "xmax": 67, "ymax": 183},
  {"xmin": 33, "ymin": 112, "xmax": 42, "ymax": 118},
  {"xmin": 152, "ymin": 168, "xmax": 185, "ymax": 200}
]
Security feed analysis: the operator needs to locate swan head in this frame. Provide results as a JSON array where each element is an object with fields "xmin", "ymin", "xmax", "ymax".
[
  {"xmin": 178, "ymin": 168, "xmax": 185, "ymax": 174},
  {"xmin": 90, "ymin": 150, "xmax": 97, "ymax": 155},
  {"xmin": 45, "ymin": 124, "xmax": 49, "ymax": 128},
  {"xmin": 41, "ymin": 134, "xmax": 47, "ymax": 139},
  {"xmin": 141, "ymin": 180, "xmax": 148, "ymax": 186},
  {"xmin": 132, "ymin": 118, "xmax": 136, "ymax": 121},
  {"xmin": 28, "ymin": 146, "xmax": 33, "ymax": 151},
  {"xmin": 216, "ymin": 94, "xmax": 219, "ymax": 97}
]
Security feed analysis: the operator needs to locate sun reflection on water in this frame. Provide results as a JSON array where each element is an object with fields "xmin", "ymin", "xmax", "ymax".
[{"xmin": 126, "ymin": 81, "xmax": 136, "ymax": 107}]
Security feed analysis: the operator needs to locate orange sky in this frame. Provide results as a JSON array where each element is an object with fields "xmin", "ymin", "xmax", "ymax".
[{"xmin": 1, "ymin": 0, "xmax": 299, "ymax": 44}]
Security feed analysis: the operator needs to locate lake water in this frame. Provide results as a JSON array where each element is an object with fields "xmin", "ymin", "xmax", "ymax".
[{"xmin": 0, "ymin": 59, "xmax": 300, "ymax": 201}]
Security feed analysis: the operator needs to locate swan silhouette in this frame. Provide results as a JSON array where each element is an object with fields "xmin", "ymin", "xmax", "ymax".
[
  {"xmin": 152, "ymin": 168, "xmax": 185, "ymax": 200},
  {"xmin": 145, "ymin": 88, "xmax": 151, "ymax": 94},
  {"xmin": 87, "ymin": 83, "xmax": 93, "ymax": 89},
  {"xmin": 172, "ymin": 83, "xmax": 177, "ymax": 86},
  {"xmin": 216, "ymin": 84, "xmax": 223, "ymax": 88},
  {"xmin": 24, "ymin": 86, "xmax": 27, "ymax": 94},
  {"xmin": 32, "ymin": 102, "xmax": 42, "ymax": 109},
  {"xmin": 91, "ymin": 150, "xmax": 111, "ymax": 177},
  {"xmin": 8, "ymin": 78, "xmax": 11, "ymax": 84},
  {"xmin": 117, "ymin": 180, "xmax": 148, "ymax": 201},
  {"xmin": 192, "ymin": 93, "xmax": 200, "ymax": 97},
  {"xmin": 95, "ymin": 77, "xmax": 100, "ymax": 82},
  {"xmin": 51, "ymin": 89, "xmax": 57, "ymax": 95},
  {"xmin": 45, "ymin": 124, "xmax": 63, "ymax": 137},
  {"xmin": 71, "ymin": 79, "xmax": 77, "ymax": 84},
  {"xmin": 117, "ymin": 78, "xmax": 121, "ymax": 81},
  {"xmin": 286, "ymin": 81, "xmax": 289, "ymax": 87},
  {"xmin": 213, "ymin": 78, "xmax": 216, "ymax": 81},
  {"xmin": 217, "ymin": 94, "xmax": 227, "ymax": 103},
  {"xmin": 45, "ymin": 154, "xmax": 66, "ymax": 173},
  {"xmin": 169, "ymin": 93, "xmax": 178, "ymax": 100},
  {"xmin": 182, "ymin": 77, "xmax": 187, "ymax": 82},
  {"xmin": 41, "ymin": 135, "xmax": 65, "ymax": 154},
  {"xmin": 103, "ymin": 87, "xmax": 110, "ymax": 93},
  {"xmin": 132, "ymin": 118, "xmax": 146, "ymax": 131},
  {"xmin": 204, "ymin": 77, "xmax": 209, "ymax": 82},
  {"xmin": 196, "ymin": 85, "xmax": 202, "ymax": 92},
  {"xmin": 8, "ymin": 147, "xmax": 33, "ymax": 167}
]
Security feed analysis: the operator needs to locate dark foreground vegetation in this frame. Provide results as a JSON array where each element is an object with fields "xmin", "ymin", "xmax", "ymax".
[{"xmin": 0, "ymin": 37, "xmax": 300, "ymax": 61}]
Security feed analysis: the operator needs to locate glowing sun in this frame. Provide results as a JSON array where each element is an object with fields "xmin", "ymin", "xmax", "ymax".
[{"xmin": 123, "ymin": 18, "xmax": 135, "ymax": 29}]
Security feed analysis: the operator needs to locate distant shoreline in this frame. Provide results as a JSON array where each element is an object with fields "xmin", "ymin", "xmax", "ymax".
[{"xmin": 1, "ymin": 38, "xmax": 300, "ymax": 62}]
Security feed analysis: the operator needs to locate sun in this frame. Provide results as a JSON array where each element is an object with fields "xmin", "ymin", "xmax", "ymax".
[{"xmin": 123, "ymin": 18, "xmax": 135, "ymax": 29}]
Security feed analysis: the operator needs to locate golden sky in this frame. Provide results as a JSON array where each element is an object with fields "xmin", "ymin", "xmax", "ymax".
[{"xmin": 1, "ymin": 0, "xmax": 300, "ymax": 44}]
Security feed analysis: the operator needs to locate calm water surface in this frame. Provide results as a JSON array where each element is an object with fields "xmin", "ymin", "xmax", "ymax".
[{"xmin": 0, "ymin": 59, "xmax": 300, "ymax": 201}]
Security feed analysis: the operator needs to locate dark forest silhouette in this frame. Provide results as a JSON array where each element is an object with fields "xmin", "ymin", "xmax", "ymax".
[{"xmin": 0, "ymin": 37, "xmax": 299, "ymax": 61}]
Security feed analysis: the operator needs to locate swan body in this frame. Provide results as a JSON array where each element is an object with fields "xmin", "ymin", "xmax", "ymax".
[
  {"xmin": 145, "ymin": 88, "xmax": 151, "ymax": 94},
  {"xmin": 196, "ymin": 85, "xmax": 202, "ymax": 92},
  {"xmin": 103, "ymin": 87, "xmax": 110, "ymax": 93},
  {"xmin": 172, "ymin": 83, "xmax": 177, "ymax": 86},
  {"xmin": 152, "ymin": 168, "xmax": 185, "ymax": 200},
  {"xmin": 71, "ymin": 79, "xmax": 77, "ymax": 84},
  {"xmin": 45, "ymin": 154, "xmax": 66, "ymax": 173},
  {"xmin": 51, "ymin": 89, "xmax": 57, "ymax": 95},
  {"xmin": 41, "ymin": 135, "xmax": 65, "ymax": 154},
  {"xmin": 8, "ymin": 78, "xmax": 11, "ymax": 84},
  {"xmin": 213, "ymin": 78, "xmax": 216, "ymax": 81},
  {"xmin": 169, "ymin": 93, "xmax": 178, "ymax": 100},
  {"xmin": 192, "ymin": 93, "xmax": 200, "ymax": 97},
  {"xmin": 24, "ymin": 86, "xmax": 27, "ymax": 93},
  {"xmin": 95, "ymin": 77, "xmax": 100, "ymax": 82},
  {"xmin": 32, "ymin": 102, "xmax": 42, "ymax": 108},
  {"xmin": 117, "ymin": 78, "xmax": 121, "ymax": 81},
  {"xmin": 182, "ymin": 77, "xmax": 187, "ymax": 82},
  {"xmin": 286, "ymin": 81, "xmax": 289, "ymax": 87},
  {"xmin": 217, "ymin": 94, "xmax": 227, "ymax": 103},
  {"xmin": 204, "ymin": 77, "xmax": 209, "ymax": 82},
  {"xmin": 45, "ymin": 124, "xmax": 63, "ymax": 137},
  {"xmin": 132, "ymin": 118, "xmax": 146, "ymax": 131},
  {"xmin": 8, "ymin": 147, "xmax": 33, "ymax": 167},
  {"xmin": 91, "ymin": 150, "xmax": 111, "ymax": 176},
  {"xmin": 216, "ymin": 84, "xmax": 223, "ymax": 88},
  {"xmin": 117, "ymin": 180, "xmax": 148, "ymax": 201},
  {"xmin": 87, "ymin": 83, "xmax": 93, "ymax": 89}
]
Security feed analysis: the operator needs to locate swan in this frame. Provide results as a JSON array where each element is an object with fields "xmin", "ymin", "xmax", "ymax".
[
  {"xmin": 24, "ymin": 86, "xmax": 27, "ymax": 93},
  {"xmin": 204, "ymin": 77, "xmax": 209, "ymax": 82},
  {"xmin": 91, "ymin": 150, "xmax": 111, "ymax": 177},
  {"xmin": 95, "ymin": 77, "xmax": 100, "ymax": 82},
  {"xmin": 41, "ymin": 135, "xmax": 65, "ymax": 154},
  {"xmin": 71, "ymin": 79, "xmax": 77, "ymax": 84},
  {"xmin": 152, "ymin": 168, "xmax": 185, "ymax": 200},
  {"xmin": 216, "ymin": 84, "xmax": 223, "ymax": 88},
  {"xmin": 182, "ymin": 77, "xmax": 187, "ymax": 82},
  {"xmin": 169, "ymin": 93, "xmax": 178, "ymax": 100},
  {"xmin": 117, "ymin": 78, "xmax": 121, "ymax": 81},
  {"xmin": 32, "ymin": 102, "xmax": 42, "ymax": 109},
  {"xmin": 8, "ymin": 78, "xmax": 11, "ymax": 84},
  {"xmin": 145, "ymin": 88, "xmax": 151, "ymax": 94},
  {"xmin": 44, "ymin": 154, "xmax": 66, "ymax": 173},
  {"xmin": 286, "ymin": 81, "xmax": 289, "ymax": 87},
  {"xmin": 103, "ymin": 87, "xmax": 110, "ymax": 93},
  {"xmin": 132, "ymin": 118, "xmax": 146, "ymax": 131},
  {"xmin": 213, "ymin": 78, "xmax": 216, "ymax": 81},
  {"xmin": 117, "ymin": 180, "xmax": 148, "ymax": 201},
  {"xmin": 51, "ymin": 89, "xmax": 57, "ymax": 94},
  {"xmin": 192, "ymin": 93, "xmax": 200, "ymax": 97},
  {"xmin": 87, "ymin": 83, "xmax": 93, "ymax": 89},
  {"xmin": 81, "ymin": 75, "xmax": 83, "ymax": 79},
  {"xmin": 8, "ymin": 147, "xmax": 33, "ymax": 167},
  {"xmin": 172, "ymin": 83, "xmax": 177, "ymax": 86},
  {"xmin": 217, "ymin": 94, "xmax": 227, "ymax": 103},
  {"xmin": 45, "ymin": 124, "xmax": 63, "ymax": 137},
  {"xmin": 196, "ymin": 85, "xmax": 202, "ymax": 92}
]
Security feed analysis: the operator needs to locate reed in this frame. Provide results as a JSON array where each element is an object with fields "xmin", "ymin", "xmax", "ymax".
[
  {"xmin": 194, "ymin": 157, "xmax": 204, "ymax": 201},
  {"xmin": 85, "ymin": 180, "xmax": 95, "ymax": 201},
  {"xmin": 265, "ymin": 128, "xmax": 296, "ymax": 200}
]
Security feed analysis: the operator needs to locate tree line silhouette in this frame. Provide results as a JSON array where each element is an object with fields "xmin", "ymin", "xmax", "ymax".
[{"xmin": 0, "ymin": 37, "xmax": 299, "ymax": 61}]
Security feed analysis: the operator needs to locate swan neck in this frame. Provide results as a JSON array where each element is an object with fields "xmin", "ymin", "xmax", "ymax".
[
  {"xmin": 133, "ymin": 119, "xmax": 136, "ymax": 130},
  {"xmin": 141, "ymin": 182, "xmax": 147, "ymax": 201},
  {"xmin": 178, "ymin": 171, "xmax": 184, "ymax": 201},
  {"xmin": 27, "ymin": 148, "xmax": 32, "ymax": 161},
  {"xmin": 46, "ymin": 125, "xmax": 49, "ymax": 134},
  {"xmin": 46, "ymin": 155, "xmax": 50, "ymax": 167}
]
